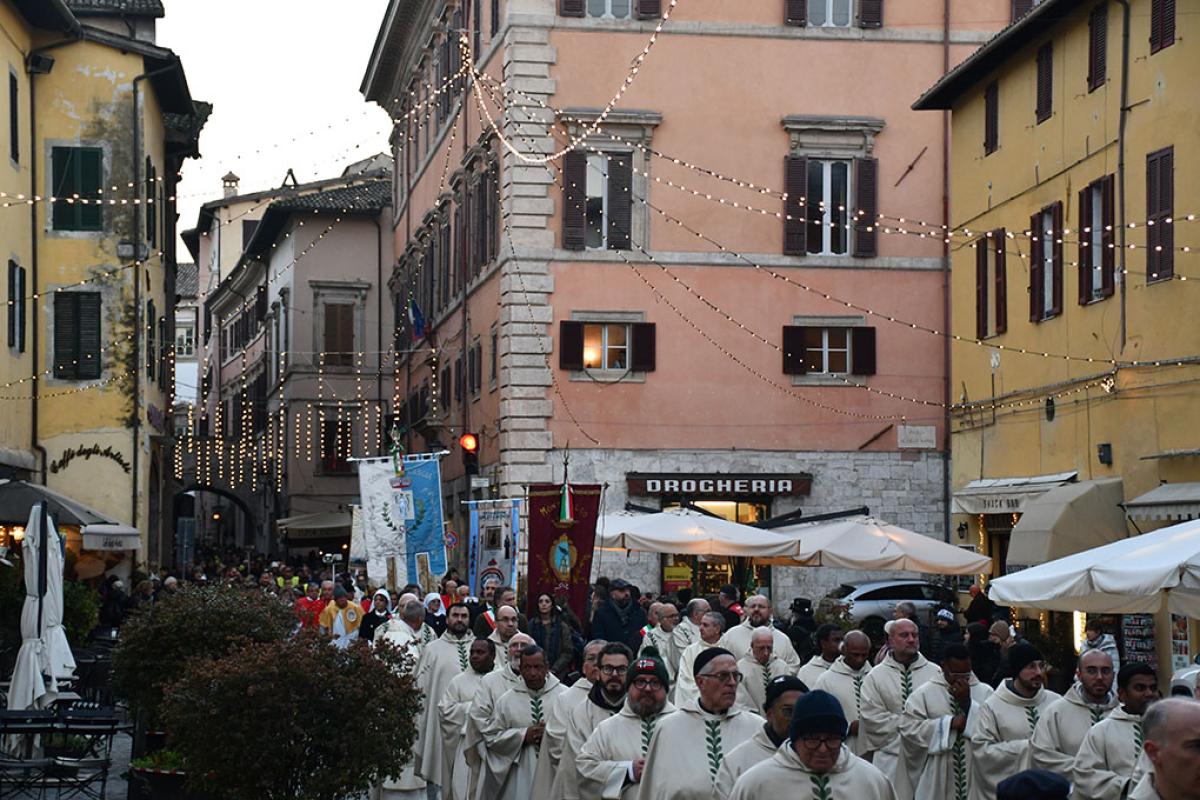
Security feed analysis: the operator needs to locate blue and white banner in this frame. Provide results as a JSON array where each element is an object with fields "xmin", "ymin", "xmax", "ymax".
[
  {"xmin": 466, "ymin": 499, "xmax": 521, "ymax": 595},
  {"xmin": 357, "ymin": 454, "xmax": 447, "ymax": 591},
  {"xmin": 401, "ymin": 455, "xmax": 448, "ymax": 591}
]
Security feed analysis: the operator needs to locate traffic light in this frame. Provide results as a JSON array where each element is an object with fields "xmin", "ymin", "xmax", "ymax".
[{"xmin": 459, "ymin": 432, "xmax": 479, "ymax": 475}]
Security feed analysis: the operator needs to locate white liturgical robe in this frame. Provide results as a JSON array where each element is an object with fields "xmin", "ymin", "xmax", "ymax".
[
  {"xmin": 726, "ymin": 742, "xmax": 896, "ymax": 800},
  {"xmin": 897, "ymin": 669, "xmax": 993, "ymax": 800},
  {"xmin": 1071, "ymin": 706, "xmax": 1148, "ymax": 800},
  {"xmin": 635, "ymin": 700, "xmax": 764, "ymax": 800},
  {"xmin": 674, "ymin": 639, "xmax": 724, "ymax": 709},
  {"xmin": 813, "ymin": 656, "xmax": 873, "ymax": 757},
  {"xmin": 796, "ymin": 655, "xmax": 838, "ymax": 691},
  {"xmin": 733, "ymin": 655, "xmax": 790, "ymax": 715},
  {"xmin": 437, "ymin": 667, "xmax": 488, "ymax": 800},
  {"xmin": 714, "ymin": 724, "xmax": 780, "ymax": 800},
  {"xmin": 414, "ymin": 630, "xmax": 474, "ymax": 786},
  {"xmin": 1029, "ymin": 683, "xmax": 1116, "ymax": 777},
  {"xmin": 859, "ymin": 652, "xmax": 940, "ymax": 784},
  {"xmin": 576, "ymin": 699, "xmax": 676, "ymax": 800},
  {"xmin": 477, "ymin": 677, "xmax": 565, "ymax": 800},
  {"xmin": 721, "ymin": 621, "xmax": 801, "ymax": 674},
  {"xmin": 967, "ymin": 681, "xmax": 1061, "ymax": 800},
  {"xmin": 546, "ymin": 688, "xmax": 624, "ymax": 799}
]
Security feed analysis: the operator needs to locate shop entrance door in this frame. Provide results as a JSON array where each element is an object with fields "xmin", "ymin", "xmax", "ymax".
[{"xmin": 660, "ymin": 500, "xmax": 770, "ymax": 599}]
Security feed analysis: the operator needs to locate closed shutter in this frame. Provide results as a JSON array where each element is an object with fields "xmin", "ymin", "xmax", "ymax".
[
  {"xmin": 256, "ymin": 284, "xmax": 267, "ymax": 321},
  {"xmin": 559, "ymin": 0, "xmax": 585, "ymax": 16},
  {"xmin": 54, "ymin": 293, "xmax": 78, "ymax": 378},
  {"xmin": 1078, "ymin": 186, "xmax": 1093, "ymax": 304},
  {"xmin": 783, "ymin": 155, "xmax": 808, "ymax": 256},
  {"xmin": 7, "ymin": 261, "xmax": 15, "ymax": 348},
  {"xmin": 51, "ymin": 148, "xmax": 74, "ymax": 230},
  {"xmin": 325, "ymin": 304, "xmax": 354, "ymax": 366},
  {"xmin": 636, "ymin": 0, "xmax": 661, "ymax": 19},
  {"xmin": 994, "ymin": 230, "xmax": 1008, "ymax": 334},
  {"xmin": 852, "ymin": 157, "xmax": 879, "ymax": 258},
  {"xmin": 782, "ymin": 326, "xmax": 808, "ymax": 375},
  {"xmin": 850, "ymin": 327, "xmax": 877, "ymax": 376},
  {"xmin": 78, "ymin": 293, "xmax": 101, "ymax": 379},
  {"xmin": 1029, "ymin": 212, "xmax": 1044, "ymax": 321},
  {"xmin": 158, "ymin": 317, "xmax": 168, "ymax": 392},
  {"xmin": 975, "ymin": 240, "xmax": 988, "ymax": 339},
  {"xmin": 8, "ymin": 74, "xmax": 16, "ymax": 164},
  {"xmin": 784, "ymin": 0, "xmax": 807, "ymax": 25},
  {"xmin": 474, "ymin": 343, "xmax": 483, "ymax": 392},
  {"xmin": 1088, "ymin": 5, "xmax": 1107, "ymax": 91},
  {"xmin": 859, "ymin": 0, "xmax": 883, "ymax": 28},
  {"xmin": 147, "ymin": 301, "xmax": 156, "ymax": 380},
  {"xmin": 562, "ymin": 150, "xmax": 587, "ymax": 251},
  {"xmin": 1154, "ymin": 148, "xmax": 1174, "ymax": 279},
  {"xmin": 1151, "ymin": 0, "xmax": 1175, "ymax": 53},
  {"xmin": 1050, "ymin": 201, "xmax": 1064, "ymax": 315},
  {"xmin": 559, "ymin": 320, "xmax": 584, "ymax": 371},
  {"xmin": 630, "ymin": 322, "xmax": 656, "ymax": 372},
  {"xmin": 1100, "ymin": 175, "xmax": 1115, "ymax": 297},
  {"xmin": 607, "ymin": 153, "xmax": 633, "ymax": 251},
  {"xmin": 1036, "ymin": 43, "xmax": 1053, "ymax": 123},
  {"xmin": 1012, "ymin": 0, "xmax": 1034, "ymax": 20},
  {"xmin": 984, "ymin": 82, "xmax": 999, "ymax": 154}
]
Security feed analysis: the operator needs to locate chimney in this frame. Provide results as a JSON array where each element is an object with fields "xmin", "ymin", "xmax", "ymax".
[{"xmin": 221, "ymin": 172, "xmax": 240, "ymax": 199}]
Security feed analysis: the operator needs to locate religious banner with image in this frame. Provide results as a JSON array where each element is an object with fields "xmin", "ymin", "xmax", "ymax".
[
  {"xmin": 357, "ymin": 454, "xmax": 448, "ymax": 592},
  {"xmin": 526, "ymin": 483, "xmax": 601, "ymax": 623},
  {"xmin": 357, "ymin": 458, "xmax": 409, "ymax": 586},
  {"xmin": 466, "ymin": 499, "xmax": 521, "ymax": 595},
  {"xmin": 399, "ymin": 455, "xmax": 448, "ymax": 592}
]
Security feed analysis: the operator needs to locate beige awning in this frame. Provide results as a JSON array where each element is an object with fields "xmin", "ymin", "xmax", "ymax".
[
  {"xmin": 952, "ymin": 471, "xmax": 1078, "ymax": 515},
  {"xmin": 277, "ymin": 511, "xmax": 352, "ymax": 531},
  {"xmin": 82, "ymin": 524, "xmax": 142, "ymax": 551},
  {"xmin": 1006, "ymin": 478, "xmax": 1127, "ymax": 568},
  {"xmin": 1124, "ymin": 483, "xmax": 1200, "ymax": 521}
]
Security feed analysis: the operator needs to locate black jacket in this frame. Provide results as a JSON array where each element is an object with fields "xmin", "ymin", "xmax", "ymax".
[{"xmin": 589, "ymin": 599, "xmax": 647, "ymax": 652}]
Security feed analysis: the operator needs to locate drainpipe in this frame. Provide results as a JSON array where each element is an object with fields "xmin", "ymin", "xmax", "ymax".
[
  {"xmin": 1116, "ymin": 0, "xmax": 1131, "ymax": 352},
  {"xmin": 940, "ymin": 0, "xmax": 953, "ymax": 542},
  {"xmin": 372, "ymin": 216, "xmax": 384, "ymax": 413}
]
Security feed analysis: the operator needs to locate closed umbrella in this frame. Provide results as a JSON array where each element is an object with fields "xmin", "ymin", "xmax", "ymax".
[{"xmin": 597, "ymin": 507, "xmax": 802, "ymax": 558}]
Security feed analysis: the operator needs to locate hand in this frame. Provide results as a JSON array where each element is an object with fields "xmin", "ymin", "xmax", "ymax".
[
  {"xmin": 524, "ymin": 723, "xmax": 545, "ymax": 745},
  {"xmin": 848, "ymin": 720, "xmax": 859, "ymax": 737},
  {"xmin": 951, "ymin": 713, "xmax": 967, "ymax": 732},
  {"xmin": 632, "ymin": 759, "xmax": 646, "ymax": 782},
  {"xmin": 949, "ymin": 675, "xmax": 972, "ymax": 706}
]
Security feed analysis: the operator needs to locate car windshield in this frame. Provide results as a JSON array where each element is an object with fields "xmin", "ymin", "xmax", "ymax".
[{"xmin": 827, "ymin": 585, "xmax": 856, "ymax": 599}]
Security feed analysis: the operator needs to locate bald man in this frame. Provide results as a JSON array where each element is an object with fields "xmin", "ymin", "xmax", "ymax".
[
  {"xmin": 489, "ymin": 605, "xmax": 521, "ymax": 673},
  {"xmin": 814, "ymin": 630, "xmax": 874, "ymax": 756},
  {"xmin": 465, "ymin": 632, "xmax": 534, "ymax": 795},
  {"xmin": 721, "ymin": 595, "xmax": 801, "ymax": 673},
  {"xmin": 734, "ymin": 628, "xmax": 791, "ymax": 715},
  {"xmin": 1128, "ymin": 697, "xmax": 1200, "ymax": 800}
]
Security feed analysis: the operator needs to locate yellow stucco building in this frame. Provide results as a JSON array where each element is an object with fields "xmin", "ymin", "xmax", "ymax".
[{"xmin": 917, "ymin": 0, "xmax": 1197, "ymax": 673}]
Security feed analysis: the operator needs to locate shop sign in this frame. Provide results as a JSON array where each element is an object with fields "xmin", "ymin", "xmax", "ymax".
[
  {"xmin": 663, "ymin": 565, "xmax": 692, "ymax": 593},
  {"xmin": 49, "ymin": 444, "xmax": 132, "ymax": 475},
  {"xmin": 627, "ymin": 473, "xmax": 812, "ymax": 498}
]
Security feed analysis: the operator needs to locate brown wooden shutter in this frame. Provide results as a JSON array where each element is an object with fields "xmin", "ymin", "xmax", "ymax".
[
  {"xmin": 1029, "ymin": 212, "xmax": 1044, "ymax": 321},
  {"xmin": 1036, "ymin": 43, "xmax": 1053, "ymax": 123},
  {"xmin": 559, "ymin": 0, "xmax": 585, "ymax": 17},
  {"xmin": 975, "ymin": 239, "xmax": 988, "ymax": 339},
  {"xmin": 636, "ymin": 0, "xmax": 661, "ymax": 19},
  {"xmin": 784, "ymin": 0, "xmax": 807, "ymax": 25},
  {"xmin": 850, "ymin": 327, "xmax": 877, "ymax": 376},
  {"xmin": 562, "ymin": 150, "xmax": 587, "ymax": 251},
  {"xmin": 1078, "ymin": 186, "xmax": 1093, "ymax": 304},
  {"xmin": 559, "ymin": 321, "xmax": 584, "ymax": 371},
  {"xmin": 630, "ymin": 322, "xmax": 656, "ymax": 372},
  {"xmin": 783, "ymin": 155, "xmax": 808, "ymax": 256},
  {"xmin": 1157, "ymin": 148, "xmax": 1174, "ymax": 279},
  {"xmin": 853, "ymin": 157, "xmax": 879, "ymax": 258},
  {"xmin": 994, "ymin": 230, "xmax": 1008, "ymax": 334},
  {"xmin": 1050, "ymin": 201, "xmax": 1064, "ymax": 315},
  {"xmin": 607, "ymin": 153, "xmax": 633, "ymax": 251},
  {"xmin": 984, "ymin": 82, "xmax": 999, "ymax": 155},
  {"xmin": 1151, "ymin": 0, "xmax": 1175, "ymax": 53},
  {"xmin": 1088, "ymin": 5, "xmax": 1107, "ymax": 91},
  {"xmin": 1100, "ymin": 175, "xmax": 1115, "ymax": 297},
  {"xmin": 1012, "ymin": 0, "xmax": 1034, "ymax": 21},
  {"xmin": 858, "ymin": 0, "xmax": 883, "ymax": 28},
  {"xmin": 78, "ymin": 292, "xmax": 101, "ymax": 379},
  {"xmin": 782, "ymin": 326, "xmax": 808, "ymax": 375}
]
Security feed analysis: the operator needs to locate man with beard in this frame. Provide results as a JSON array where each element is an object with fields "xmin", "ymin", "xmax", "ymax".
[
  {"xmin": 1030, "ymin": 649, "xmax": 1117, "ymax": 777},
  {"xmin": 968, "ymin": 643, "xmax": 1062, "ymax": 800},
  {"xmin": 478, "ymin": 645, "xmax": 565, "ymax": 800},
  {"xmin": 722, "ymin": 595, "xmax": 802, "ymax": 674},
  {"xmin": 860, "ymin": 618, "xmax": 941, "ymax": 785},
  {"xmin": 415, "ymin": 603, "xmax": 476, "ymax": 792},
  {"xmin": 539, "ymin": 639, "xmax": 607, "ymax": 793},
  {"xmin": 1072, "ymin": 663, "xmax": 1158, "ymax": 800},
  {"xmin": 465, "ymin": 632, "xmax": 535, "ymax": 795},
  {"xmin": 545, "ymin": 642, "xmax": 634, "ymax": 798},
  {"xmin": 636, "ymin": 647, "xmax": 765, "ymax": 800},
  {"xmin": 734, "ymin": 628, "xmax": 792, "ymax": 715},
  {"xmin": 488, "ymin": 605, "xmax": 521, "ymax": 673},
  {"xmin": 797, "ymin": 624, "xmax": 845, "ymax": 689},
  {"xmin": 814, "ymin": 630, "xmax": 873, "ymax": 757},
  {"xmin": 717, "ymin": 675, "xmax": 809, "ymax": 798},
  {"xmin": 577, "ymin": 654, "xmax": 676, "ymax": 800},
  {"xmin": 438, "ymin": 639, "xmax": 496, "ymax": 800},
  {"xmin": 591, "ymin": 579, "xmax": 648, "ymax": 652},
  {"xmin": 897, "ymin": 643, "xmax": 994, "ymax": 800},
  {"xmin": 727, "ymin": 689, "xmax": 894, "ymax": 800},
  {"xmin": 675, "ymin": 612, "xmax": 727, "ymax": 708}
]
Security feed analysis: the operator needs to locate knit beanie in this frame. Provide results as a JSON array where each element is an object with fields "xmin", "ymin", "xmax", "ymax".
[
  {"xmin": 788, "ymin": 689, "xmax": 848, "ymax": 739},
  {"xmin": 627, "ymin": 654, "xmax": 671, "ymax": 692},
  {"xmin": 997, "ymin": 769, "xmax": 1070, "ymax": 800},
  {"xmin": 1008, "ymin": 642, "xmax": 1043, "ymax": 674}
]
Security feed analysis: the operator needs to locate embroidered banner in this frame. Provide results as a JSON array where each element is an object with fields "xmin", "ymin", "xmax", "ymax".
[
  {"xmin": 357, "ymin": 459, "xmax": 409, "ymax": 586},
  {"xmin": 357, "ymin": 455, "xmax": 448, "ymax": 592},
  {"xmin": 526, "ymin": 483, "xmax": 601, "ymax": 623},
  {"xmin": 466, "ymin": 499, "xmax": 521, "ymax": 595}
]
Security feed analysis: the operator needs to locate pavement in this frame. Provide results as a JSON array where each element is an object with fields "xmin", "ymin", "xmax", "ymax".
[{"xmin": 107, "ymin": 731, "xmax": 132, "ymax": 799}]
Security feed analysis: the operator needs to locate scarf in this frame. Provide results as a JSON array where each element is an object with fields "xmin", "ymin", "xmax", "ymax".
[
  {"xmin": 612, "ymin": 597, "xmax": 632, "ymax": 626},
  {"xmin": 424, "ymin": 592, "xmax": 446, "ymax": 617}
]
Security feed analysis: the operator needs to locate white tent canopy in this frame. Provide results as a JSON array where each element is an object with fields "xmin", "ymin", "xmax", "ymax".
[
  {"xmin": 766, "ymin": 516, "xmax": 994, "ymax": 574},
  {"xmin": 987, "ymin": 517, "xmax": 1200, "ymax": 615},
  {"xmin": 596, "ymin": 507, "xmax": 803, "ymax": 558}
]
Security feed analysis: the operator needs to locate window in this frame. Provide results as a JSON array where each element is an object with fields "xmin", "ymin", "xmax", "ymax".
[
  {"xmin": 1088, "ymin": 5, "xmax": 1107, "ymax": 91},
  {"xmin": 1011, "ymin": 0, "xmax": 1035, "ymax": 21},
  {"xmin": 175, "ymin": 323, "xmax": 195, "ymax": 357},
  {"xmin": 454, "ymin": 354, "xmax": 464, "ymax": 403},
  {"xmin": 1146, "ymin": 147, "xmax": 1174, "ymax": 282},
  {"xmin": 53, "ymin": 292, "xmax": 102, "ymax": 379},
  {"xmin": 984, "ymin": 81, "xmax": 999, "ymax": 155},
  {"xmin": 808, "ymin": 0, "xmax": 851, "ymax": 27},
  {"xmin": 806, "ymin": 159, "xmax": 851, "ymax": 255},
  {"xmin": 1029, "ymin": 202, "xmax": 1063, "ymax": 321},
  {"xmin": 440, "ymin": 363, "xmax": 451, "ymax": 411},
  {"xmin": 491, "ymin": 0, "xmax": 501, "ymax": 36},
  {"xmin": 320, "ymin": 418, "xmax": 354, "ymax": 474},
  {"xmin": 242, "ymin": 219, "xmax": 259, "ymax": 246},
  {"xmin": 583, "ymin": 323, "xmax": 628, "ymax": 370},
  {"xmin": 489, "ymin": 324, "xmax": 498, "ymax": 390},
  {"xmin": 1036, "ymin": 42, "xmax": 1053, "ymax": 123},
  {"xmin": 563, "ymin": 150, "xmax": 633, "ymax": 251},
  {"xmin": 51, "ymin": 147, "xmax": 103, "ymax": 231},
  {"xmin": 1150, "ymin": 0, "xmax": 1175, "ymax": 54},
  {"xmin": 587, "ymin": 0, "xmax": 631, "ymax": 18},
  {"xmin": 1078, "ymin": 176, "xmax": 1115, "ymax": 302},
  {"xmin": 323, "ymin": 302, "xmax": 355, "ymax": 367},
  {"xmin": 9, "ymin": 73, "xmax": 17, "ymax": 164},
  {"xmin": 470, "ymin": 339, "xmax": 483, "ymax": 397},
  {"xmin": 559, "ymin": 319, "xmax": 656, "ymax": 373},
  {"xmin": 782, "ymin": 323, "xmax": 876, "ymax": 377},
  {"xmin": 146, "ymin": 300, "xmax": 156, "ymax": 380},
  {"xmin": 975, "ymin": 231, "xmax": 1007, "ymax": 339},
  {"xmin": 144, "ymin": 158, "xmax": 157, "ymax": 248},
  {"xmin": 8, "ymin": 261, "xmax": 25, "ymax": 352}
]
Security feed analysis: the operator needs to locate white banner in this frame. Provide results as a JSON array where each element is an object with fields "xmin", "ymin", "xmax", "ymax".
[{"xmin": 357, "ymin": 459, "xmax": 411, "ymax": 586}]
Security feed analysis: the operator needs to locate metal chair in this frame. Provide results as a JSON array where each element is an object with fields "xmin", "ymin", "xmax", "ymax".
[
  {"xmin": 0, "ymin": 709, "xmax": 58, "ymax": 799},
  {"xmin": 44, "ymin": 712, "xmax": 123, "ymax": 800}
]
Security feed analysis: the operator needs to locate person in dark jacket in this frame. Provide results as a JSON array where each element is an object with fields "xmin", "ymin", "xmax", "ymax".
[
  {"xmin": 588, "ymin": 578, "xmax": 647, "ymax": 652},
  {"xmin": 528, "ymin": 592, "xmax": 576, "ymax": 678},
  {"xmin": 359, "ymin": 588, "xmax": 392, "ymax": 643},
  {"xmin": 964, "ymin": 584, "xmax": 998, "ymax": 626},
  {"xmin": 98, "ymin": 580, "xmax": 128, "ymax": 627},
  {"xmin": 966, "ymin": 621, "xmax": 1004, "ymax": 686},
  {"xmin": 927, "ymin": 608, "xmax": 963, "ymax": 664}
]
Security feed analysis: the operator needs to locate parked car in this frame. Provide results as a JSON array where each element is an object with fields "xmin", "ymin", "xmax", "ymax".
[
  {"xmin": 819, "ymin": 579, "xmax": 959, "ymax": 643},
  {"xmin": 1170, "ymin": 664, "xmax": 1199, "ymax": 697}
]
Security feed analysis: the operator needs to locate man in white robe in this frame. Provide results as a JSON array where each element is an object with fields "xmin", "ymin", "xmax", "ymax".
[
  {"xmin": 373, "ymin": 598, "xmax": 433, "ymax": 800},
  {"xmin": 727, "ymin": 689, "xmax": 895, "ymax": 800},
  {"xmin": 733, "ymin": 628, "xmax": 791, "ymax": 715},
  {"xmin": 897, "ymin": 643, "xmax": 994, "ymax": 800},
  {"xmin": 716, "ymin": 675, "xmax": 806, "ymax": 798},
  {"xmin": 376, "ymin": 597, "xmax": 437, "ymax": 653},
  {"xmin": 487, "ymin": 605, "xmax": 521, "ymax": 673},
  {"xmin": 670, "ymin": 598, "xmax": 709, "ymax": 700},
  {"xmin": 464, "ymin": 632, "xmax": 533, "ymax": 797},
  {"xmin": 640, "ymin": 602, "xmax": 679, "ymax": 681},
  {"xmin": 1072, "ymin": 663, "xmax": 1158, "ymax": 800},
  {"xmin": 438, "ymin": 638, "xmax": 496, "ymax": 800},
  {"xmin": 636, "ymin": 647, "xmax": 764, "ymax": 800},
  {"xmin": 478, "ymin": 645, "xmax": 565, "ymax": 800},
  {"xmin": 577, "ymin": 654, "xmax": 675, "ymax": 800},
  {"xmin": 860, "ymin": 618, "xmax": 940, "ymax": 785},
  {"xmin": 720, "ymin": 595, "xmax": 801, "ymax": 674},
  {"xmin": 675, "ymin": 611, "xmax": 726, "ymax": 709},
  {"xmin": 536, "ymin": 639, "xmax": 606, "ymax": 795},
  {"xmin": 1126, "ymin": 698, "xmax": 1200, "ymax": 800},
  {"xmin": 1030, "ymin": 648, "xmax": 1117, "ymax": 777},
  {"xmin": 813, "ymin": 630, "xmax": 873, "ymax": 757},
  {"xmin": 415, "ymin": 602, "xmax": 475, "ymax": 790},
  {"xmin": 967, "ymin": 642, "xmax": 1062, "ymax": 800},
  {"xmin": 797, "ymin": 624, "xmax": 844, "ymax": 689}
]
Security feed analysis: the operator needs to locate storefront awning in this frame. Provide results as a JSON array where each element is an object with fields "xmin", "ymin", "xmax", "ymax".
[
  {"xmin": 81, "ymin": 524, "xmax": 142, "ymax": 551},
  {"xmin": 1006, "ymin": 478, "xmax": 1127, "ymax": 569},
  {"xmin": 951, "ymin": 471, "xmax": 1078, "ymax": 516},
  {"xmin": 278, "ymin": 511, "xmax": 351, "ymax": 540},
  {"xmin": 1123, "ymin": 483, "xmax": 1200, "ymax": 521}
]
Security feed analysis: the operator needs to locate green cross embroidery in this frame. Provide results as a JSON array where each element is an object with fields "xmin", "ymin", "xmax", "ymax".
[
  {"xmin": 1026, "ymin": 706, "xmax": 1040, "ymax": 733},
  {"xmin": 763, "ymin": 664, "xmax": 772, "ymax": 701},
  {"xmin": 704, "ymin": 719, "xmax": 724, "ymax": 782},
  {"xmin": 1134, "ymin": 720, "xmax": 1145, "ymax": 754},
  {"xmin": 456, "ymin": 640, "xmax": 468, "ymax": 671},
  {"xmin": 900, "ymin": 665, "xmax": 914, "ymax": 703},
  {"xmin": 641, "ymin": 717, "xmax": 657, "ymax": 756},
  {"xmin": 1090, "ymin": 707, "xmax": 1106, "ymax": 725},
  {"xmin": 853, "ymin": 675, "xmax": 864, "ymax": 713},
  {"xmin": 810, "ymin": 774, "xmax": 833, "ymax": 800},
  {"xmin": 531, "ymin": 696, "xmax": 544, "ymax": 724},
  {"xmin": 951, "ymin": 698, "xmax": 968, "ymax": 800}
]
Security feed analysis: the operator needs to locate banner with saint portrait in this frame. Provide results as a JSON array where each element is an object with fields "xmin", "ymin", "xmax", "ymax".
[
  {"xmin": 526, "ymin": 483, "xmax": 601, "ymax": 623},
  {"xmin": 465, "ymin": 499, "xmax": 521, "ymax": 596}
]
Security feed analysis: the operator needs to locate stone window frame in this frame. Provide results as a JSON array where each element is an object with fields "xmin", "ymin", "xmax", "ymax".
[
  {"xmin": 44, "ymin": 138, "xmax": 112, "ymax": 239},
  {"xmin": 309, "ymin": 279, "xmax": 370, "ymax": 372},
  {"xmin": 568, "ymin": 309, "xmax": 647, "ymax": 384},
  {"xmin": 789, "ymin": 314, "xmax": 866, "ymax": 387}
]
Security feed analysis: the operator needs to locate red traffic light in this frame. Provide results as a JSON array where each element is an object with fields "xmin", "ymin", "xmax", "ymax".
[{"xmin": 459, "ymin": 433, "xmax": 479, "ymax": 453}]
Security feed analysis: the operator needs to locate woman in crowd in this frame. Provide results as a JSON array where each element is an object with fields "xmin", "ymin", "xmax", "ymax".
[
  {"xmin": 423, "ymin": 592, "xmax": 447, "ymax": 636},
  {"xmin": 528, "ymin": 591, "xmax": 576, "ymax": 678}
]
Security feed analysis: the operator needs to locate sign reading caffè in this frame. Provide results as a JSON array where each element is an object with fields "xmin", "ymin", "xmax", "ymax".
[{"xmin": 627, "ymin": 472, "xmax": 812, "ymax": 498}]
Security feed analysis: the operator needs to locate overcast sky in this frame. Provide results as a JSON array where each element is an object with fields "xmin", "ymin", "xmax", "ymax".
[{"xmin": 160, "ymin": 0, "xmax": 394, "ymax": 252}]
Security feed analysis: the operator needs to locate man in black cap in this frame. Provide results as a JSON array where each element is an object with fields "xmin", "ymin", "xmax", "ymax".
[
  {"xmin": 969, "ymin": 641, "xmax": 1062, "ymax": 800},
  {"xmin": 576, "ymin": 653, "xmax": 675, "ymax": 800},
  {"xmin": 727, "ymin": 689, "xmax": 893, "ymax": 799},
  {"xmin": 997, "ymin": 768, "xmax": 1070, "ymax": 800},
  {"xmin": 716, "ymin": 675, "xmax": 808, "ymax": 798},
  {"xmin": 590, "ymin": 578, "xmax": 647, "ymax": 653}
]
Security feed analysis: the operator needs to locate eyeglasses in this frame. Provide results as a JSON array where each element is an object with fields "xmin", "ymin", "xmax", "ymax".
[
  {"xmin": 632, "ymin": 678, "xmax": 664, "ymax": 691},
  {"xmin": 600, "ymin": 665, "xmax": 629, "ymax": 676},
  {"xmin": 799, "ymin": 735, "xmax": 844, "ymax": 751},
  {"xmin": 698, "ymin": 671, "xmax": 743, "ymax": 685}
]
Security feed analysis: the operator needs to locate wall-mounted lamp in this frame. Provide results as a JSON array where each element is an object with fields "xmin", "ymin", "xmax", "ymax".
[{"xmin": 1097, "ymin": 443, "xmax": 1113, "ymax": 466}]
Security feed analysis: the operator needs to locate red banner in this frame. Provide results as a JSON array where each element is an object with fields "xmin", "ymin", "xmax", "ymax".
[{"xmin": 526, "ymin": 483, "xmax": 601, "ymax": 624}]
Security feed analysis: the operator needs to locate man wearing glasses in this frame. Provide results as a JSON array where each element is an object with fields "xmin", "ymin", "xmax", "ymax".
[
  {"xmin": 1030, "ymin": 649, "xmax": 1117, "ymax": 777},
  {"xmin": 897, "ymin": 643, "xmax": 994, "ymax": 800},
  {"xmin": 726, "ymin": 689, "xmax": 894, "ymax": 799},
  {"xmin": 717, "ymin": 675, "xmax": 809, "ymax": 798},
  {"xmin": 636, "ymin": 647, "xmax": 764, "ymax": 800},
  {"xmin": 577, "ymin": 654, "xmax": 676, "ymax": 800},
  {"xmin": 538, "ymin": 640, "xmax": 608, "ymax": 796},
  {"xmin": 641, "ymin": 602, "xmax": 681, "ymax": 682}
]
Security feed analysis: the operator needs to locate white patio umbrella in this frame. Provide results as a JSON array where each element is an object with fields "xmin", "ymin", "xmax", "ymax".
[
  {"xmin": 764, "ymin": 516, "xmax": 995, "ymax": 574},
  {"xmin": 596, "ymin": 507, "xmax": 803, "ymax": 558},
  {"xmin": 987, "ymin": 517, "xmax": 1200, "ymax": 615}
]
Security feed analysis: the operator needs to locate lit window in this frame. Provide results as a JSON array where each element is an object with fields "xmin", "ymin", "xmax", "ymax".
[
  {"xmin": 803, "ymin": 327, "xmax": 851, "ymax": 374},
  {"xmin": 807, "ymin": 159, "xmax": 851, "ymax": 256},
  {"xmin": 582, "ymin": 323, "xmax": 628, "ymax": 371},
  {"xmin": 808, "ymin": 0, "xmax": 852, "ymax": 27},
  {"xmin": 587, "ymin": 0, "xmax": 631, "ymax": 19}
]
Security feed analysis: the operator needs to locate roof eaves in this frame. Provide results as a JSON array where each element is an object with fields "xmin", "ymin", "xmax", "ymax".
[
  {"xmin": 12, "ymin": 0, "xmax": 81, "ymax": 32},
  {"xmin": 77, "ymin": 25, "xmax": 193, "ymax": 114}
]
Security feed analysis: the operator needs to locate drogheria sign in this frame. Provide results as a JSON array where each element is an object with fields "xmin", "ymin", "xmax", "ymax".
[{"xmin": 626, "ymin": 473, "xmax": 812, "ymax": 498}]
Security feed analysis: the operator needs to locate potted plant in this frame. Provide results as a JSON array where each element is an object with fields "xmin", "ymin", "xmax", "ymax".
[
  {"xmin": 129, "ymin": 750, "xmax": 211, "ymax": 800},
  {"xmin": 161, "ymin": 631, "xmax": 422, "ymax": 800}
]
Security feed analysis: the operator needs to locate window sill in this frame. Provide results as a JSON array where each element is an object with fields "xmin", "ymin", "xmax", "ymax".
[
  {"xmin": 569, "ymin": 369, "xmax": 646, "ymax": 384},
  {"xmin": 789, "ymin": 374, "xmax": 864, "ymax": 387},
  {"xmin": 1146, "ymin": 275, "xmax": 1174, "ymax": 285}
]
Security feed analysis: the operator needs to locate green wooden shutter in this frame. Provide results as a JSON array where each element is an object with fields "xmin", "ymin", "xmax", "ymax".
[{"xmin": 78, "ymin": 293, "xmax": 102, "ymax": 378}]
